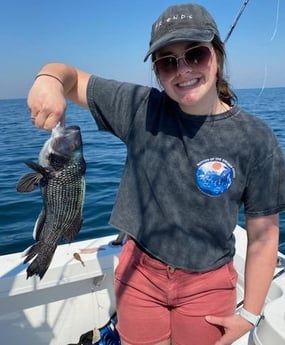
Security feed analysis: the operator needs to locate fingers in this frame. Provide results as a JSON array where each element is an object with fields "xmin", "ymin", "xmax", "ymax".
[
  {"xmin": 205, "ymin": 315, "xmax": 224, "ymax": 326},
  {"xmin": 206, "ymin": 314, "xmax": 253, "ymax": 345},
  {"xmin": 29, "ymin": 99, "xmax": 66, "ymax": 130},
  {"xmin": 27, "ymin": 80, "xmax": 66, "ymax": 130},
  {"xmin": 31, "ymin": 111, "xmax": 65, "ymax": 130}
]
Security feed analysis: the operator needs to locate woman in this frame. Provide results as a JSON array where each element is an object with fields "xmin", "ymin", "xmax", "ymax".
[{"xmin": 27, "ymin": 3, "xmax": 285, "ymax": 345}]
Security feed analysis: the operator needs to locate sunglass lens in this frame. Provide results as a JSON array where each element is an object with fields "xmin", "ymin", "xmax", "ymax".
[
  {"xmin": 155, "ymin": 56, "xmax": 177, "ymax": 74},
  {"xmin": 185, "ymin": 46, "xmax": 211, "ymax": 67},
  {"xmin": 154, "ymin": 46, "xmax": 211, "ymax": 77}
]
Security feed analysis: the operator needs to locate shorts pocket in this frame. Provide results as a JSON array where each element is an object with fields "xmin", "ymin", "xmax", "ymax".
[
  {"xmin": 114, "ymin": 239, "xmax": 141, "ymax": 279},
  {"xmin": 224, "ymin": 260, "xmax": 238, "ymax": 288},
  {"xmin": 115, "ymin": 240, "xmax": 133, "ymax": 277},
  {"xmin": 201, "ymin": 260, "xmax": 238, "ymax": 291}
]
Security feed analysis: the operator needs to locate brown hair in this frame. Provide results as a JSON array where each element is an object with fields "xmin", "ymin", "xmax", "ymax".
[{"xmin": 211, "ymin": 35, "xmax": 237, "ymax": 106}]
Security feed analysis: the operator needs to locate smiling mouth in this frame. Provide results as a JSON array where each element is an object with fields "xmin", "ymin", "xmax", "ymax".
[{"xmin": 177, "ymin": 78, "xmax": 200, "ymax": 88}]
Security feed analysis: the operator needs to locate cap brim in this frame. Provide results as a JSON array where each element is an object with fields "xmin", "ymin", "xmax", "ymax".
[{"xmin": 144, "ymin": 29, "xmax": 215, "ymax": 62}]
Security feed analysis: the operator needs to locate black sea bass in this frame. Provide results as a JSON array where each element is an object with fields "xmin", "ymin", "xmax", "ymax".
[{"xmin": 17, "ymin": 124, "xmax": 86, "ymax": 279}]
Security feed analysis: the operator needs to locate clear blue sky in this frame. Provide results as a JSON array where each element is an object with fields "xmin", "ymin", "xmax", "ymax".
[{"xmin": 1, "ymin": 0, "xmax": 284, "ymax": 99}]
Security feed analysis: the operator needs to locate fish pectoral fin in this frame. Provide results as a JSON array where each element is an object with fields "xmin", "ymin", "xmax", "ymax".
[
  {"xmin": 63, "ymin": 215, "xmax": 83, "ymax": 242},
  {"xmin": 17, "ymin": 172, "xmax": 42, "ymax": 192},
  {"xmin": 17, "ymin": 160, "xmax": 56, "ymax": 192},
  {"xmin": 24, "ymin": 160, "xmax": 53, "ymax": 177},
  {"xmin": 24, "ymin": 160, "xmax": 45, "ymax": 173}
]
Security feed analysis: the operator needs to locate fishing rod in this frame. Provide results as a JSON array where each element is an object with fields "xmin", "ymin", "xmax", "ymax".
[{"xmin": 224, "ymin": 0, "xmax": 251, "ymax": 44}]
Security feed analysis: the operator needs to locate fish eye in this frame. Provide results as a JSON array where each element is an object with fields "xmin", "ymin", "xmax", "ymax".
[{"xmin": 70, "ymin": 143, "xmax": 77, "ymax": 151}]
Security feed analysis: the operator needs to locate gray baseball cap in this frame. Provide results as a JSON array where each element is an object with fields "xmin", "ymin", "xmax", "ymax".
[{"xmin": 144, "ymin": 4, "xmax": 220, "ymax": 62}]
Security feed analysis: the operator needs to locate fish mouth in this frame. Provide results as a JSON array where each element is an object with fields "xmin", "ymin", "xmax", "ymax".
[{"xmin": 52, "ymin": 124, "xmax": 81, "ymax": 137}]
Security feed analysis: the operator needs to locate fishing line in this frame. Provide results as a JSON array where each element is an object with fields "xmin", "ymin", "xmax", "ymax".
[
  {"xmin": 270, "ymin": 0, "xmax": 280, "ymax": 41},
  {"xmin": 224, "ymin": 0, "xmax": 281, "ymax": 98},
  {"xmin": 257, "ymin": 0, "xmax": 280, "ymax": 97},
  {"xmin": 257, "ymin": 66, "xmax": 268, "ymax": 98}
]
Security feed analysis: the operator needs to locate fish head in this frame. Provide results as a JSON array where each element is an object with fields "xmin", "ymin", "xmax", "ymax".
[
  {"xmin": 39, "ymin": 124, "xmax": 84, "ymax": 167},
  {"xmin": 52, "ymin": 125, "xmax": 83, "ymax": 158}
]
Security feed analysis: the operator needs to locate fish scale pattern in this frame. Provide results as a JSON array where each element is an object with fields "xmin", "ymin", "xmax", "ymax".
[{"xmin": 18, "ymin": 125, "xmax": 86, "ymax": 279}]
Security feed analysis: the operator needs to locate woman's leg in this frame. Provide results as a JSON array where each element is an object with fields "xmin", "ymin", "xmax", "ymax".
[
  {"xmin": 171, "ymin": 261, "xmax": 237, "ymax": 345},
  {"xmin": 115, "ymin": 239, "xmax": 172, "ymax": 345}
]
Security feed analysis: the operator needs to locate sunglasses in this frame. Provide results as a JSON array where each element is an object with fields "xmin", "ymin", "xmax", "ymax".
[{"xmin": 153, "ymin": 45, "xmax": 212, "ymax": 77}]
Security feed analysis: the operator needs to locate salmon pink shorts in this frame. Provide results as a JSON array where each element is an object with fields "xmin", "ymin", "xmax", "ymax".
[{"xmin": 115, "ymin": 238, "xmax": 237, "ymax": 345}]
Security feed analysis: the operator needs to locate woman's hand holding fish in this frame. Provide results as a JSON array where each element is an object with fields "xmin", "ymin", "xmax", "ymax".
[
  {"xmin": 28, "ymin": 63, "xmax": 90, "ymax": 130},
  {"xmin": 28, "ymin": 75, "xmax": 66, "ymax": 131}
]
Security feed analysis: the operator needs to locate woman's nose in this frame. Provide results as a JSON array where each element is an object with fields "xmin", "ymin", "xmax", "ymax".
[{"xmin": 176, "ymin": 57, "xmax": 192, "ymax": 73}]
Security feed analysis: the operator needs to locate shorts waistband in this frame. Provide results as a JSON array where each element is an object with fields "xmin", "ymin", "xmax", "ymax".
[{"xmin": 131, "ymin": 237, "xmax": 178, "ymax": 273}]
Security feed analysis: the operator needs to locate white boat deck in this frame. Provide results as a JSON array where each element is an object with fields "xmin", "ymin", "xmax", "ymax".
[{"xmin": 0, "ymin": 235, "xmax": 121, "ymax": 344}]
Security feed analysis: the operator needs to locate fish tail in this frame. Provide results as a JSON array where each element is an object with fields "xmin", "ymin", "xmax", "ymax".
[{"xmin": 24, "ymin": 242, "xmax": 57, "ymax": 280}]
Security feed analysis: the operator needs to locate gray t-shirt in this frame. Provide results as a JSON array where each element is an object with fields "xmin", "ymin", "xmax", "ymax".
[{"xmin": 87, "ymin": 76, "xmax": 285, "ymax": 271}]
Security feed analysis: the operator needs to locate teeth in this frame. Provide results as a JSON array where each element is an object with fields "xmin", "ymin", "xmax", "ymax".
[{"xmin": 179, "ymin": 79, "xmax": 198, "ymax": 87}]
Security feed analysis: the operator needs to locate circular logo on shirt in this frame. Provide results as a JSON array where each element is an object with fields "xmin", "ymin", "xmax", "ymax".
[{"xmin": 196, "ymin": 159, "xmax": 235, "ymax": 196}]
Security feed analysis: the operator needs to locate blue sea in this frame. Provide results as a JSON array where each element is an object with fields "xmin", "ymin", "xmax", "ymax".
[{"xmin": 1, "ymin": 87, "xmax": 285, "ymax": 256}]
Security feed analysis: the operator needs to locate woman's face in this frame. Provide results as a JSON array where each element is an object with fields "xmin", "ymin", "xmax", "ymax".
[{"xmin": 154, "ymin": 41, "xmax": 220, "ymax": 115}]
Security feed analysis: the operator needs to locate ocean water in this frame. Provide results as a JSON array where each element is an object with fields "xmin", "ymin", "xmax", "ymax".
[{"xmin": 1, "ymin": 87, "xmax": 285, "ymax": 256}]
